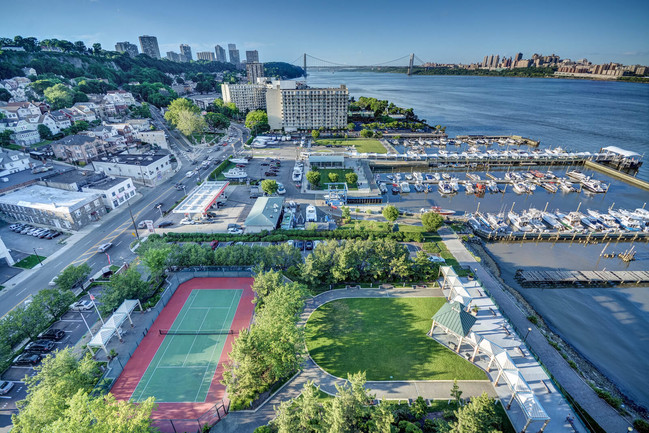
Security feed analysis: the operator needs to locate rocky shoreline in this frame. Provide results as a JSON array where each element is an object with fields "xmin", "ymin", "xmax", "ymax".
[{"xmin": 466, "ymin": 238, "xmax": 648, "ymax": 420}]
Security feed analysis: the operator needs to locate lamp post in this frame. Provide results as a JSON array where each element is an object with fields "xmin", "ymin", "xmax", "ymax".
[
  {"xmin": 122, "ymin": 193, "xmax": 139, "ymax": 240},
  {"xmin": 524, "ymin": 327, "xmax": 532, "ymax": 343},
  {"xmin": 33, "ymin": 248, "xmax": 43, "ymax": 267}
]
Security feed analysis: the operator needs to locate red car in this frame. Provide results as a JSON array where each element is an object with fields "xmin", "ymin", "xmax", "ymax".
[{"xmin": 236, "ymin": 164, "xmax": 246, "ymax": 168}]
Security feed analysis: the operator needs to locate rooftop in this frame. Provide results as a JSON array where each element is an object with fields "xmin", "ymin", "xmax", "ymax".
[
  {"xmin": 173, "ymin": 181, "xmax": 229, "ymax": 215},
  {"xmin": 93, "ymin": 152, "xmax": 170, "ymax": 166},
  {"xmin": 52, "ymin": 135, "xmax": 102, "ymax": 147},
  {"xmin": 0, "ymin": 185, "xmax": 100, "ymax": 212},
  {"xmin": 46, "ymin": 170, "xmax": 129, "ymax": 190},
  {"xmin": 245, "ymin": 196, "xmax": 285, "ymax": 228}
]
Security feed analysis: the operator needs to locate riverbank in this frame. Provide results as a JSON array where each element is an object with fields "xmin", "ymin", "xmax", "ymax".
[{"xmin": 467, "ymin": 238, "xmax": 648, "ymax": 419}]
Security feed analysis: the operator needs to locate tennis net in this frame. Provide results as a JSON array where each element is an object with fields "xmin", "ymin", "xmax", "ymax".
[{"xmin": 159, "ymin": 329, "xmax": 235, "ymax": 336}]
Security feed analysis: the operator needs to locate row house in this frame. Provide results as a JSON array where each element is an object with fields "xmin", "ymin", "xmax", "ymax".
[
  {"xmin": 0, "ymin": 102, "xmax": 41, "ymax": 120},
  {"xmin": 51, "ymin": 135, "xmax": 114, "ymax": 164},
  {"xmin": 0, "ymin": 149, "xmax": 31, "ymax": 174},
  {"xmin": 104, "ymin": 90, "xmax": 136, "ymax": 106}
]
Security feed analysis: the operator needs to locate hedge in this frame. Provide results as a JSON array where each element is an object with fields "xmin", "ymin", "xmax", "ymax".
[{"xmin": 208, "ymin": 155, "xmax": 232, "ymax": 180}]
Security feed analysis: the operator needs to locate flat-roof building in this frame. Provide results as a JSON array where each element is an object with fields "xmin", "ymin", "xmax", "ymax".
[
  {"xmin": 0, "ymin": 185, "xmax": 106, "ymax": 230},
  {"xmin": 115, "ymin": 42, "xmax": 139, "ymax": 58},
  {"xmin": 91, "ymin": 153, "xmax": 172, "ymax": 186},
  {"xmin": 196, "ymin": 51, "xmax": 215, "ymax": 62},
  {"xmin": 215, "ymin": 45, "xmax": 226, "ymax": 62},
  {"xmin": 138, "ymin": 35, "xmax": 160, "ymax": 59},
  {"xmin": 246, "ymin": 62, "xmax": 264, "ymax": 84},
  {"xmin": 221, "ymin": 83, "xmax": 267, "ymax": 112}
]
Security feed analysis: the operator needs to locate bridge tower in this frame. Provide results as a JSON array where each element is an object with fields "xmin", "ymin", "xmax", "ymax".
[
  {"xmin": 407, "ymin": 53, "xmax": 415, "ymax": 76},
  {"xmin": 303, "ymin": 53, "xmax": 307, "ymax": 78}
]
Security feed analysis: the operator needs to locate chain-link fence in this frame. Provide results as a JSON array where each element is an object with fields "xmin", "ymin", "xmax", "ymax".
[{"xmin": 150, "ymin": 400, "xmax": 229, "ymax": 433}]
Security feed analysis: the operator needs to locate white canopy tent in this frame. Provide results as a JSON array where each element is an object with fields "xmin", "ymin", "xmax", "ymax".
[{"xmin": 87, "ymin": 299, "xmax": 142, "ymax": 356}]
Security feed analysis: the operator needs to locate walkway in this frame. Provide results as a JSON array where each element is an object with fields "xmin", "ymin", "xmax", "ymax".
[
  {"xmin": 437, "ymin": 227, "xmax": 633, "ymax": 433},
  {"xmin": 212, "ymin": 286, "xmax": 495, "ymax": 433}
]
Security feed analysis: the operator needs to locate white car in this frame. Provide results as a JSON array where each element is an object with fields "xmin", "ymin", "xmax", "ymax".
[
  {"xmin": 98, "ymin": 243, "xmax": 113, "ymax": 253},
  {"xmin": 180, "ymin": 218, "xmax": 196, "ymax": 225},
  {"xmin": 186, "ymin": 171, "xmax": 194, "ymax": 178},
  {"xmin": 70, "ymin": 300, "xmax": 93, "ymax": 311},
  {"xmin": 0, "ymin": 381, "xmax": 14, "ymax": 395},
  {"xmin": 227, "ymin": 227, "xmax": 243, "ymax": 234},
  {"xmin": 277, "ymin": 183, "xmax": 286, "ymax": 195}
]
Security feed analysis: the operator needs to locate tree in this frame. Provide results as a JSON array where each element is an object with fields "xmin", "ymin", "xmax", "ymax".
[
  {"xmin": 411, "ymin": 396, "xmax": 428, "ymax": 420},
  {"xmin": 92, "ymin": 43, "xmax": 102, "ymax": 54},
  {"xmin": 0, "ymin": 130, "xmax": 12, "ymax": 147},
  {"xmin": 31, "ymin": 287, "xmax": 75, "ymax": 319},
  {"xmin": 37, "ymin": 124, "xmax": 54, "ymax": 141},
  {"xmin": 44, "ymin": 84, "xmax": 75, "ymax": 110},
  {"xmin": 328, "ymin": 172, "xmax": 339, "ymax": 183},
  {"xmin": 306, "ymin": 170, "xmax": 320, "ymax": 187},
  {"xmin": 421, "ymin": 211, "xmax": 444, "ymax": 232},
  {"xmin": 360, "ymin": 129, "xmax": 373, "ymax": 138},
  {"xmin": 346, "ymin": 122, "xmax": 355, "ymax": 131},
  {"xmin": 261, "ymin": 179, "xmax": 279, "ymax": 195},
  {"xmin": 73, "ymin": 41, "xmax": 86, "ymax": 53},
  {"xmin": 370, "ymin": 401, "xmax": 394, "ymax": 433},
  {"xmin": 447, "ymin": 393, "xmax": 502, "ymax": 433},
  {"xmin": 382, "ymin": 205, "xmax": 399, "ymax": 223},
  {"xmin": 175, "ymin": 109, "xmax": 206, "ymax": 136},
  {"xmin": 311, "ymin": 130, "xmax": 320, "ymax": 140},
  {"xmin": 345, "ymin": 172, "xmax": 358, "ymax": 185},
  {"xmin": 0, "ymin": 88, "xmax": 10, "ymax": 102},
  {"xmin": 451, "ymin": 379, "xmax": 463, "ymax": 407},
  {"xmin": 205, "ymin": 112, "xmax": 230, "ymax": 130},
  {"xmin": 245, "ymin": 110, "xmax": 270, "ymax": 135},
  {"xmin": 341, "ymin": 206, "xmax": 351, "ymax": 221},
  {"xmin": 99, "ymin": 268, "xmax": 150, "ymax": 314},
  {"xmin": 54, "ymin": 263, "xmax": 91, "ymax": 292},
  {"xmin": 164, "ymin": 98, "xmax": 200, "ymax": 125},
  {"xmin": 141, "ymin": 244, "xmax": 172, "ymax": 277}
]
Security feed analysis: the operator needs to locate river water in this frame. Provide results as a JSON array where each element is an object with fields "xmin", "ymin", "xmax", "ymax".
[{"xmin": 307, "ymin": 71, "xmax": 649, "ymax": 408}]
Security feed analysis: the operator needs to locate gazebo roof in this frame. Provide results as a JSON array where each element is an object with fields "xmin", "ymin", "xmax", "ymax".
[{"xmin": 431, "ymin": 301, "xmax": 476, "ymax": 337}]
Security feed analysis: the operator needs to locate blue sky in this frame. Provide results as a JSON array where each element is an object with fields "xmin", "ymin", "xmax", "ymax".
[{"xmin": 4, "ymin": 0, "xmax": 649, "ymax": 65}]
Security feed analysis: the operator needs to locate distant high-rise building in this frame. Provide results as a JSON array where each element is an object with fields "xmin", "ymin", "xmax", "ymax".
[
  {"xmin": 482, "ymin": 56, "xmax": 488, "ymax": 67},
  {"xmin": 215, "ymin": 45, "xmax": 226, "ymax": 62},
  {"xmin": 166, "ymin": 51, "xmax": 181, "ymax": 62},
  {"xmin": 196, "ymin": 51, "xmax": 215, "ymax": 62},
  {"xmin": 246, "ymin": 62, "xmax": 264, "ymax": 84},
  {"xmin": 486, "ymin": 55, "xmax": 493, "ymax": 68},
  {"xmin": 246, "ymin": 50, "xmax": 259, "ymax": 63},
  {"xmin": 228, "ymin": 44, "xmax": 240, "ymax": 65},
  {"xmin": 138, "ymin": 35, "xmax": 160, "ymax": 59},
  {"xmin": 493, "ymin": 55, "xmax": 500, "ymax": 68},
  {"xmin": 115, "ymin": 41, "xmax": 138, "ymax": 58},
  {"xmin": 514, "ymin": 52, "xmax": 523, "ymax": 62},
  {"xmin": 180, "ymin": 44, "xmax": 192, "ymax": 62}
]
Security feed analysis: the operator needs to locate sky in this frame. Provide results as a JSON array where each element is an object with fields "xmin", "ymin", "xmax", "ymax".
[{"xmin": 3, "ymin": 0, "xmax": 649, "ymax": 66}]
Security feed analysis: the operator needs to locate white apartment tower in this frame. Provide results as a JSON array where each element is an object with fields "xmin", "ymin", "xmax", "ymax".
[
  {"xmin": 221, "ymin": 83, "xmax": 267, "ymax": 112},
  {"xmin": 266, "ymin": 82, "xmax": 348, "ymax": 131}
]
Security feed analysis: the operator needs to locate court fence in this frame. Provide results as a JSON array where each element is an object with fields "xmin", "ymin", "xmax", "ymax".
[{"xmin": 151, "ymin": 400, "xmax": 230, "ymax": 433}]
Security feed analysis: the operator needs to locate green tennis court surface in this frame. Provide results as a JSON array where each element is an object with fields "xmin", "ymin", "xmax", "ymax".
[{"xmin": 130, "ymin": 289, "xmax": 241, "ymax": 403}]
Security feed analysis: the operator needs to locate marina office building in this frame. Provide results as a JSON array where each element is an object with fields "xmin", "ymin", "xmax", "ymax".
[{"xmin": 266, "ymin": 81, "xmax": 349, "ymax": 131}]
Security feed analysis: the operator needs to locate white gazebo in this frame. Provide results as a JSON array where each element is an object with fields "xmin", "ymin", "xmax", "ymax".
[
  {"xmin": 439, "ymin": 266, "xmax": 473, "ymax": 310},
  {"xmin": 88, "ymin": 299, "xmax": 142, "ymax": 356}
]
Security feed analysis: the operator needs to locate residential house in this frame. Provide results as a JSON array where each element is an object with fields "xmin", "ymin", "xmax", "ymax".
[
  {"xmin": 49, "ymin": 110, "xmax": 72, "ymax": 130},
  {"xmin": 104, "ymin": 90, "xmax": 136, "ymax": 106},
  {"xmin": 51, "ymin": 135, "xmax": 110, "ymax": 163},
  {"xmin": 37, "ymin": 113, "xmax": 61, "ymax": 135},
  {"xmin": 0, "ymin": 102, "xmax": 41, "ymax": 120},
  {"xmin": 10, "ymin": 129, "xmax": 40, "ymax": 146},
  {"xmin": 0, "ymin": 149, "xmax": 31, "ymax": 174},
  {"xmin": 125, "ymin": 118, "xmax": 151, "ymax": 132},
  {"xmin": 71, "ymin": 105, "xmax": 97, "ymax": 122}
]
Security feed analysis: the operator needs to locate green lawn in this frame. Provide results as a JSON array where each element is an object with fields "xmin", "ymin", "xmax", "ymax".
[
  {"xmin": 14, "ymin": 254, "xmax": 46, "ymax": 269},
  {"xmin": 190, "ymin": 132, "xmax": 223, "ymax": 145},
  {"xmin": 318, "ymin": 169, "xmax": 358, "ymax": 190},
  {"xmin": 316, "ymin": 138, "xmax": 387, "ymax": 154},
  {"xmin": 31, "ymin": 140, "xmax": 53, "ymax": 148},
  {"xmin": 305, "ymin": 298, "xmax": 486, "ymax": 381},
  {"xmin": 340, "ymin": 221, "xmax": 428, "ymax": 233},
  {"xmin": 423, "ymin": 234, "xmax": 470, "ymax": 276}
]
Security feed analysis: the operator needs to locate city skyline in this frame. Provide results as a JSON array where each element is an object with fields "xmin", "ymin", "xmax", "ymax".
[{"xmin": 2, "ymin": 0, "xmax": 648, "ymax": 65}]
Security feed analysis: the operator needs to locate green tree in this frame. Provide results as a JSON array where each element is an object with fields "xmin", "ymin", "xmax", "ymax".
[
  {"xmin": 328, "ymin": 172, "xmax": 339, "ymax": 183},
  {"xmin": 370, "ymin": 401, "xmax": 394, "ymax": 433},
  {"xmin": 447, "ymin": 393, "xmax": 502, "ymax": 433},
  {"xmin": 261, "ymin": 179, "xmax": 279, "ymax": 195},
  {"xmin": 99, "ymin": 268, "xmax": 150, "ymax": 314},
  {"xmin": 44, "ymin": 83, "xmax": 75, "ymax": 109},
  {"xmin": 245, "ymin": 110, "xmax": 270, "ymax": 135},
  {"xmin": 31, "ymin": 287, "xmax": 76, "ymax": 319},
  {"xmin": 382, "ymin": 205, "xmax": 399, "ymax": 223},
  {"xmin": 204, "ymin": 112, "xmax": 230, "ymax": 130},
  {"xmin": 451, "ymin": 378, "xmax": 463, "ymax": 407},
  {"xmin": 141, "ymin": 244, "xmax": 172, "ymax": 278},
  {"xmin": 311, "ymin": 130, "xmax": 320, "ymax": 140},
  {"xmin": 37, "ymin": 124, "xmax": 54, "ymax": 140},
  {"xmin": 421, "ymin": 211, "xmax": 444, "ymax": 232},
  {"xmin": 0, "ymin": 88, "xmax": 10, "ymax": 102},
  {"xmin": 0, "ymin": 130, "xmax": 12, "ymax": 147},
  {"xmin": 346, "ymin": 122, "xmax": 355, "ymax": 131},
  {"xmin": 411, "ymin": 396, "xmax": 428, "ymax": 420},
  {"xmin": 341, "ymin": 206, "xmax": 351, "ymax": 221},
  {"xmin": 414, "ymin": 250, "xmax": 437, "ymax": 281},
  {"xmin": 345, "ymin": 172, "xmax": 358, "ymax": 185},
  {"xmin": 175, "ymin": 109, "xmax": 206, "ymax": 136},
  {"xmin": 164, "ymin": 98, "xmax": 200, "ymax": 126},
  {"xmin": 92, "ymin": 43, "xmax": 102, "ymax": 54},
  {"xmin": 306, "ymin": 170, "xmax": 320, "ymax": 187},
  {"xmin": 360, "ymin": 129, "xmax": 373, "ymax": 138},
  {"xmin": 54, "ymin": 263, "xmax": 91, "ymax": 292}
]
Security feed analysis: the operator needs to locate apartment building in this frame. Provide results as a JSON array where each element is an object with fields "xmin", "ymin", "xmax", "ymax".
[
  {"xmin": 266, "ymin": 81, "xmax": 349, "ymax": 131},
  {"xmin": 196, "ymin": 51, "xmax": 215, "ymax": 61},
  {"xmin": 221, "ymin": 83, "xmax": 267, "ymax": 112},
  {"xmin": 139, "ymin": 35, "xmax": 161, "ymax": 59}
]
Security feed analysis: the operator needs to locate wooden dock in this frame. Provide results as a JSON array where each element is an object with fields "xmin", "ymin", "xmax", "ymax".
[{"xmin": 515, "ymin": 269, "xmax": 649, "ymax": 287}]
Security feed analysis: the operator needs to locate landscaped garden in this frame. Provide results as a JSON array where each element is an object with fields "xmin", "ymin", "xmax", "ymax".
[
  {"xmin": 305, "ymin": 298, "xmax": 486, "ymax": 381},
  {"xmin": 318, "ymin": 168, "xmax": 358, "ymax": 190},
  {"xmin": 315, "ymin": 138, "xmax": 387, "ymax": 154},
  {"xmin": 14, "ymin": 254, "xmax": 46, "ymax": 269}
]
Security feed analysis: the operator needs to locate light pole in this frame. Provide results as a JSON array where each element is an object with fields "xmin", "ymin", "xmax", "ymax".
[
  {"xmin": 33, "ymin": 248, "xmax": 43, "ymax": 267},
  {"xmin": 123, "ymin": 193, "xmax": 139, "ymax": 240},
  {"xmin": 156, "ymin": 204, "xmax": 164, "ymax": 218},
  {"xmin": 524, "ymin": 327, "xmax": 532, "ymax": 343}
]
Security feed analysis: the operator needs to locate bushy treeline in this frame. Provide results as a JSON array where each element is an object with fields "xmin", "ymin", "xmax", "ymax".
[
  {"xmin": 222, "ymin": 271, "xmax": 308, "ymax": 409},
  {"xmin": 263, "ymin": 62, "xmax": 304, "ymax": 79}
]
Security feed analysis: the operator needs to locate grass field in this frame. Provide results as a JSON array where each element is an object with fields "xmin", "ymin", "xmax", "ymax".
[
  {"xmin": 340, "ymin": 221, "xmax": 428, "ymax": 233},
  {"xmin": 318, "ymin": 169, "xmax": 358, "ymax": 190},
  {"xmin": 14, "ymin": 254, "xmax": 46, "ymax": 269},
  {"xmin": 305, "ymin": 298, "xmax": 486, "ymax": 381},
  {"xmin": 130, "ymin": 289, "xmax": 241, "ymax": 403},
  {"xmin": 316, "ymin": 138, "xmax": 387, "ymax": 154},
  {"xmin": 423, "ymin": 234, "xmax": 470, "ymax": 276}
]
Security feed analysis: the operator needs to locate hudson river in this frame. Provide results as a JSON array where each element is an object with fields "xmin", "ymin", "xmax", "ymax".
[{"xmin": 307, "ymin": 71, "xmax": 649, "ymax": 408}]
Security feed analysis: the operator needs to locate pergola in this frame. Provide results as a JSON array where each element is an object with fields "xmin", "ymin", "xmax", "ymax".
[
  {"xmin": 428, "ymin": 301, "xmax": 476, "ymax": 352},
  {"xmin": 439, "ymin": 266, "xmax": 473, "ymax": 310},
  {"xmin": 88, "ymin": 299, "xmax": 142, "ymax": 356}
]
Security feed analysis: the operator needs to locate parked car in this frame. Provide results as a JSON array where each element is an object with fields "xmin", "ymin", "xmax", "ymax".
[
  {"xmin": 137, "ymin": 221, "xmax": 147, "ymax": 229},
  {"xmin": 25, "ymin": 340, "xmax": 56, "ymax": 353},
  {"xmin": 70, "ymin": 300, "xmax": 94, "ymax": 311},
  {"xmin": 13, "ymin": 353, "xmax": 41, "ymax": 366},
  {"xmin": 46, "ymin": 231, "xmax": 61, "ymax": 239},
  {"xmin": 265, "ymin": 171, "xmax": 277, "ymax": 177},
  {"xmin": 158, "ymin": 221, "xmax": 173, "ymax": 228},
  {"xmin": 98, "ymin": 242, "xmax": 112, "ymax": 253},
  {"xmin": 305, "ymin": 240, "xmax": 314, "ymax": 250},
  {"xmin": 210, "ymin": 240, "xmax": 219, "ymax": 250},
  {"xmin": 19, "ymin": 226, "xmax": 33, "ymax": 234},
  {"xmin": 180, "ymin": 218, "xmax": 196, "ymax": 225},
  {"xmin": 32, "ymin": 228, "xmax": 48, "ymax": 237},
  {"xmin": 186, "ymin": 171, "xmax": 194, "ymax": 178},
  {"xmin": 227, "ymin": 227, "xmax": 243, "ymax": 234},
  {"xmin": 38, "ymin": 230, "xmax": 53, "ymax": 239},
  {"xmin": 0, "ymin": 381, "xmax": 14, "ymax": 395},
  {"xmin": 38, "ymin": 328, "xmax": 65, "ymax": 341},
  {"xmin": 296, "ymin": 240, "xmax": 305, "ymax": 250}
]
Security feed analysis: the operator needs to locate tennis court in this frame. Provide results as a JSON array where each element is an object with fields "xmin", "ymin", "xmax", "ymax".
[{"xmin": 130, "ymin": 289, "xmax": 241, "ymax": 403}]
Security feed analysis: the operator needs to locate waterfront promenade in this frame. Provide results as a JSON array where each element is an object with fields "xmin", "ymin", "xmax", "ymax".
[{"xmin": 437, "ymin": 227, "xmax": 634, "ymax": 433}]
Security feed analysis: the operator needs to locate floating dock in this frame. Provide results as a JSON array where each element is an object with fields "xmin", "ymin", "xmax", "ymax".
[{"xmin": 515, "ymin": 269, "xmax": 649, "ymax": 287}]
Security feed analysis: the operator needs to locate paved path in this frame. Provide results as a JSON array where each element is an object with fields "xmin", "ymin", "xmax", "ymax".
[
  {"xmin": 437, "ymin": 227, "xmax": 633, "ymax": 433},
  {"xmin": 212, "ymin": 286, "xmax": 494, "ymax": 433}
]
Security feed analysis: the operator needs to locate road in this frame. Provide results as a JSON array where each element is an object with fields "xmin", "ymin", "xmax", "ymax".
[{"xmin": 0, "ymin": 110, "xmax": 248, "ymax": 319}]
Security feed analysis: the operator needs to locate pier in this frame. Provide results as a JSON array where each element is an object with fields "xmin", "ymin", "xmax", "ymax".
[
  {"xmin": 474, "ymin": 229, "xmax": 649, "ymax": 243},
  {"xmin": 515, "ymin": 269, "xmax": 649, "ymax": 287}
]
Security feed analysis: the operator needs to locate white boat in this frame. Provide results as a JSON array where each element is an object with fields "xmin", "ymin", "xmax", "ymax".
[
  {"xmin": 634, "ymin": 208, "xmax": 649, "ymax": 220},
  {"xmin": 405, "ymin": 174, "xmax": 413, "ymax": 181},
  {"xmin": 441, "ymin": 173, "xmax": 450, "ymax": 180},
  {"xmin": 512, "ymin": 182, "xmax": 529, "ymax": 194},
  {"xmin": 223, "ymin": 168, "xmax": 248, "ymax": 179},
  {"xmin": 400, "ymin": 182, "xmax": 411, "ymax": 193},
  {"xmin": 230, "ymin": 158, "xmax": 249, "ymax": 164},
  {"xmin": 508, "ymin": 211, "xmax": 533, "ymax": 232},
  {"xmin": 541, "ymin": 182, "xmax": 558, "ymax": 193},
  {"xmin": 542, "ymin": 212, "xmax": 563, "ymax": 230},
  {"xmin": 582, "ymin": 180, "xmax": 606, "ymax": 193},
  {"xmin": 566, "ymin": 170, "xmax": 588, "ymax": 181},
  {"xmin": 438, "ymin": 181, "xmax": 454, "ymax": 195},
  {"xmin": 587, "ymin": 209, "xmax": 619, "ymax": 229},
  {"xmin": 556, "ymin": 211, "xmax": 583, "ymax": 231},
  {"xmin": 463, "ymin": 181, "xmax": 474, "ymax": 194},
  {"xmin": 413, "ymin": 183, "xmax": 424, "ymax": 192},
  {"xmin": 486, "ymin": 213, "xmax": 508, "ymax": 232},
  {"xmin": 433, "ymin": 172, "xmax": 441, "ymax": 181},
  {"xmin": 466, "ymin": 173, "xmax": 481, "ymax": 181}
]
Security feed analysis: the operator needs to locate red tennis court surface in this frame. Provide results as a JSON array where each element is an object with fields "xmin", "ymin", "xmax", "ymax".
[{"xmin": 111, "ymin": 277, "xmax": 254, "ymax": 424}]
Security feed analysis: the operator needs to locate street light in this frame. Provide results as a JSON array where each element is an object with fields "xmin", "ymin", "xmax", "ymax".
[
  {"xmin": 33, "ymin": 248, "xmax": 43, "ymax": 267},
  {"xmin": 524, "ymin": 327, "xmax": 532, "ymax": 343},
  {"xmin": 121, "ymin": 193, "xmax": 139, "ymax": 240}
]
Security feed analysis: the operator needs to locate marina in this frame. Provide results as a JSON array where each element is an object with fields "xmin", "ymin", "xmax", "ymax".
[{"xmin": 515, "ymin": 269, "xmax": 649, "ymax": 287}]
